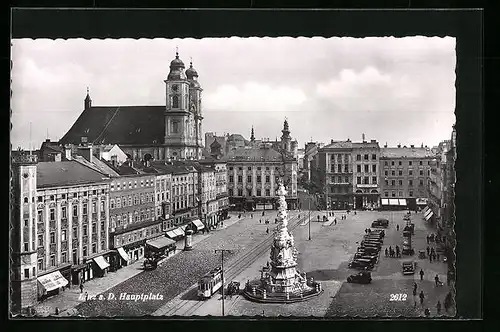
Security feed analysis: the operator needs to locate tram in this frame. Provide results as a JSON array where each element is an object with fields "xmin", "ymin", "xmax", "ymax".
[{"xmin": 197, "ymin": 266, "xmax": 224, "ymax": 300}]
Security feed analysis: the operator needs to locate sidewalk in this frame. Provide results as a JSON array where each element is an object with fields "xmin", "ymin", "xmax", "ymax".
[{"xmin": 34, "ymin": 214, "xmax": 247, "ymax": 317}]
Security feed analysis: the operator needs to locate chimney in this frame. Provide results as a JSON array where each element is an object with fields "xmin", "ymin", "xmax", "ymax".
[
  {"xmin": 331, "ymin": 139, "xmax": 334, "ymax": 144},
  {"xmin": 410, "ymin": 144, "xmax": 415, "ymax": 148},
  {"xmin": 77, "ymin": 146, "xmax": 93, "ymax": 163},
  {"xmin": 397, "ymin": 144, "xmax": 401, "ymax": 148},
  {"xmin": 45, "ymin": 138, "xmax": 50, "ymax": 143},
  {"xmin": 64, "ymin": 145, "xmax": 72, "ymax": 161},
  {"xmin": 371, "ymin": 139, "xmax": 376, "ymax": 143},
  {"xmin": 362, "ymin": 133, "xmax": 366, "ymax": 142}
]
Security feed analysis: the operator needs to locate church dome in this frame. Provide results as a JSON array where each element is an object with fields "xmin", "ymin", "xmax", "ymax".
[
  {"xmin": 167, "ymin": 52, "xmax": 187, "ymax": 80},
  {"xmin": 170, "ymin": 53, "xmax": 185, "ymax": 68},
  {"xmin": 186, "ymin": 62, "xmax": 198, "ymax": 79}
]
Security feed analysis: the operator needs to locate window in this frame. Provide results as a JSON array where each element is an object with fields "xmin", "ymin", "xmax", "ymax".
[
  {"xmin": 398, "ymin": 161, "xmax": 402, "ymax": 166},
  {"xmin": 364, "ymin": 177, "xmax": 369, "ymax": 184},
  {"xmin": 399, "ymin": 180, "xmax": 403, "ymax": 186},
  {"xmin": 419, "ymin": 161, "xmax": 423, "ymax": 166},
  {"xmin": 238, "ymin": 189, "xmax": 243, "ymax": 196},
  {"xmin": 265, "ymin": 189, "xmax": 270, "ymax": 196},
  {"xmin": 364, "ymin": 154, "xmax": 369, "ymax": 160},
  {"xmin": 83, "ymin": 225, "xmax": 88, "ymax": 236},
  {"xmin": 372, "ymin": 154, "xmax": 376, "ymax": 160},
  {"xmin": 337, "ymin": 164, "xmax": 342, "ymax": 173},
  {"xmin": 83, "ymin": 203, "xmax": 88, "ymax": 215},
  {"xmin": 391, "ymin": 191, "xmax": 396, "ymax": 197},
  {"xmin": 92, "ymin": 243, "xmax": 97, "ymax": 254},
  {"xmin": 391, "ymin": 180, "xmax": 395, "ymax": 186},
  {"xmin": 38, "ymin": 259, "xmax": 43, "ymax": 270},
  {"xmin": 384, "ymin": 161, "xmax": 388, "ymax": 166},
  {"xmin": 344, "ymin": 165, "xmax": 349, "ymax": 173},
  {"xmin": 100, "ymin": 201, "xmax": 105, "ymax": 212},
  {"xmin": 50, "ymin": 232, "xmax": 55, "ymax": 244},
  {"xmin": 345, "ymin": 176, "xmax": 349, "ymax": 183},
  {"xmin": 399, "ymin": 170, "xmax": 403, "ymax": 176},
  {"xmin": 73, "ymin": 227, "xmax": 77, "ymax": 238},
  {"xmin": 62, "ymin": 252, "xmax": 67, "ymax": 263},
  {"xmin": 73, "ymin": 193, "xmax": 78, "ymax": 198},
  {"xmin": 357, "ymin": 165, "xmax": 361, "ymax": 173},
  {"xmin": 409, "ymin": 161, "xmax": 413, "ymax": 166},
  {"xmin": 356, "ymin": 154, "xmax": 361, "ymax": 161},
  {"xmin": 83, "ymin": 246, "xmax": 87, "ymax": 257},
  {"xmin": 24, "ymin": 268, "xmax": 29, "ymax": 279},
  {"xmin": 49, "ymin": 208, "xmax": 55, "ymax": 221},
  {"xmin": 61, "ymin": 206, "xmax": 67, "ymax": 219},
  {"xmin": 247, "ymin": 175, "xmax": 252, "ymax": 182},
  {"xmin": 372, "ymin": 176, "xmax": 377, "ymax": 184},
  {"xmin": 61, "ymin": 230, "xmax": 67, "ymax": 241},
  {"xmin": 399, "ymin": 191, "xmax": 403, "ymax": 197},
  {"xmin": 101, "ymin": 241, "xmax": 105, "ymax": 251},
  {"xmin": 385, "ymin": 180, "xmax": 389, "ymax": 186},
  {"xmin": 172, "ymin": 95, "xmax": 179, "ymax": 108},
  {"xmin": 129, "ymin": 196, "xmax": 132, "ymax": 206},
  {"xmin": 38, "ymin": 234, "xmax": 43, "ymax": 247},
  {"xmin": 364, "ymin": 165, "xmax": 369, "ymax": 173},
  {"xmin": 428, "ymin": 170, "xmax": 430, "ymax": 176},
  {"xmin": 110, "ymin": 199, "xmax": 115, "ymax": 209},
  {"xmin": 372, "ymin": 164, "xmax": 376, "ymax": 172},
  {"xmin": 391, "ymin": 161, "xmax": 395, "ymax": 166},
  {"xmin": 238, "ymin": 176, "xmax": 242, "ymax": 183},
  {"xmin": 409, "ymin": 170, "xmax": 413, "ymax": 176},
  {"xmin": 229, "ymin": 175, "xmax": 234, "ymax": 182},
  {"xmin": 101, "ymin": 221, "xmax": 104, "ymax": 230},
  {"xmin": 391, "ymin": 171, "xmax": 395, "ymax": 176},
  {"xmin": 265, "ymin": 167, "xmax": 270, "ymax": 171},
  {"xmin": 384, "ymin": 170, "xmax": 388, "ymax": 176},
  {"xmin": 92, "ymin": 202, "xmax": 97, "ymax": 213},
  {"xmin": 24, "ymin": 197, "xmax": 28, "ymax": 204},
  {"xmin": 238, "ymin": 167, "xmax": 243, "ymax": 171},
  {"xmin": 409, "ymin": 191, "xmax": 414, "ymax": 197},
  {"xmin": 92, "ymin": 223, "xmax": 97, "ymax": 234},
  {"xmin": 420, "ymin": 170, "xmax": 424, "ymax": 176},
  {"xmin": 265, "ymin": 175, "xmax": 270, "ymax": 183},
  {"xmin": 247, "ymin": 167, "xmax": 252, "ymax": 171},
  {"xmin": 384, "ymin": 192, "xmax": 389, "ymax": 197},
  {"xmin": 257, "ymin": 189, "xmax": 261, "ymax": 196},
  {"xmin": 419, "ymin": 179, "xmax": 424, "ymax": 186},
  {"xmin": 357, "ymin": 177, "xmax": 361, "ymax": 184},
  {"xmin": 50, "ymin": 255, "xmax": 56, "ymax": 267},
  {"xmin": 38, "ymin": 196, "xmax": 43, "ymax": 202},
  {"xmin": 257, "ymin": 175, "xmax": 261, "ymax": 183},
  {"xmin": 23, "ymin": 218, "xmax": 28, "ymax": 227},
  {"xmin": 257, "ymin": 167, "xmax": 261, "ymax": 171},
  {"xmin": 409, "ymin": 180, "xmax": 413, "ymax": 187},
  {"xmin": 228, "ymin": 189, "xmax": 233, "ymax": 196}
]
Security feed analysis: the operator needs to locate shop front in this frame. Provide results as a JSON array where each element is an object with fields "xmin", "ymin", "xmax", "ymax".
[
  {"xmin": 145, "ymin": 236, "xmax": 177, "ymax": 261},
  {"xmin": 92, "ymin": 254, "xmax": 110, "ymax": 278},
  {"xmin": 71, "ymin": 258, "xmax": 94, "ymax": 285},
  {"xmin": 37, "ymin": 269, "xmax": 70, "ymax": 300},
  {"xmin": 111, "ymin": 247, "xmax": 130, "ymax": 271},
  {"xmin": 190, "ymin": 219, "xmax": 206, "ymax": 233},
  {"xmin": 124, "ymin": 241, "xmax": 145, "ymax": 264},
  {"xmin": 380, "ymin": 198, "xmax": 408, "ymax": 211}
]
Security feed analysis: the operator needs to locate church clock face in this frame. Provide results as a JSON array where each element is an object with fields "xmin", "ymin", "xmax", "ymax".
[{"xmin": 171, "ymin": 84, "xmax": 179, "ymax": 92}]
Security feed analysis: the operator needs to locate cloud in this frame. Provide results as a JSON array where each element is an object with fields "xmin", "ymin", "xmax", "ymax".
[{"xmin": 204, "ymin": 82, "xmax": 307, "ymax": 112}]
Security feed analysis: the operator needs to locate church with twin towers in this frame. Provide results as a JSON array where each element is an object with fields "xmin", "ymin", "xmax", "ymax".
[
  {"xmin": 60, "ymin": 51, "xmax": 204, "ymax": 161},
  {"xmin": 60, "ymin": 51, "xmax": 298, "ymax": 162}
]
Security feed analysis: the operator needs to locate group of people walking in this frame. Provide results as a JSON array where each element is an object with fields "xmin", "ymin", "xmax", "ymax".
[
  {"xmin": 413, "ymin": 281, "xmax": 453, "ymax": 316},
  {"xmin": 385, "ymin": 245, "xmax": 401, "ymax": 258}
]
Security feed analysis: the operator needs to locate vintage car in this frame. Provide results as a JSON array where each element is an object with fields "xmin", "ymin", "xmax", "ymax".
[
  {"xmin": 403, "ymin": 214, "xmax": 411, "ymax": 221},
  {"xmin": 226, "ymin": 280, "xmax": 241, "ymax": 295},
  {"xmin": 371, "ymin": 218, "xmax": 389, "ymax": 228},
  {"xmin": 370, "ymin": 229, "xmax": 385, "ymax": 238},
  {"xmin": 401, "ymin": 243, "xmax": 415, "ymax": 256},
  {"xmin": 348, "ymin": 258, "xmax": 374, "ymax": 270},
  {"xmin": 404, "ymin": 224, "xmax": 415, "ymax": 235},
  {"xmin": 347, "ymin": 271, "xmax": 372, "ymax": 284},
  {"xmin": 358, "ymin": 246, "xmax": 380, "ymax": 254},
  {"xmin": 402, "ymin": 261, "xmax": 415, "ymax": 275},
  {"xmin": 361, "ymin": 241, "xmax": 382, "ymax": 249},
  {"xmin": 354, "ymin": 253, "xmax": 378, "ymax": 264}
]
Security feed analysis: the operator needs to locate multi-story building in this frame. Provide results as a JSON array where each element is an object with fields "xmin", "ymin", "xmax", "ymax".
[
  {"xmin": 108, "ymin": 174, "xmax": 159, "ymax": 269},
  {"xmin": 303, "ymin": 141, "xmax": 324, "ymax": 182},
  {"xmin": 352, "ymin": 140, "xmax": 381, "ymax": 209},
  {"xmin": 154, "ymin": 172, "xmax": 172, "ymax": 228},
  {"xmin": 225, "ymin": 146, "xmax": 298, "ymax": 211},
  {"xmin": 428, "ymin": 140, "xmax": 451, "ymax": 225},
  {"xmin": 200, "ymin": 158, "xmax": 230, "ymax": 223},
  {"xmin": 316, "ymin": 140, "xmax": 353, "ymax": 210},
  {"xmin": 379, "ymin": 144, "xmax": 434, "ymax": 210},
  {"xmin": 11, "ymin": 156, "xmax": 111, "ymax": 315},
  {"xmin": 198, "ymin": 166, "xmax": 218, "ymax": 227}
]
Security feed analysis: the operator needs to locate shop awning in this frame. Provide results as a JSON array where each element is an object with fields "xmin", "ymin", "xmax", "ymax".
[
  {"xmin": 398, "ymin": 199, "xmax": 407, "ymax": 206},
  {"xmin": 93, "ymin": 256, "xmax": 110, "ymax": 270},
  {"xmin": 146, "ymin": 237, "xmax": 176, "ymax": 250},
  {"xmin": 389, "ymin": 199, "xmax": 399, "ymax": 206},
  {"xmin": 425, "ymin": 211, "xmax": 434, "ymax": 221},
  {"xmin": 381, "ymin": 199, "xmax": 389, "ymax": 206},
  {"xmin": 175, "ymin": 227, "xmax": 185, "ymax": 237},
  {"xmin": 424, "ymin": 208, "xmax": 433, "ymax": 219},
  {"xmin": 37, "ymin": 271, "xmax": 68, "ymax": 292},
  {"xmin": 191, "ymin": 219, "xmax": 205, "ymax": 231},
  {"xmin": 422, "ymin": 206, "xmax": 430, "ymax": 215},
  {"xmin": 117, "ymin": 247, "xmax": 129, "ymax": 261},
  {"xmin": 417, "ymin": 198, "xmax": 428, "ymax": 205},
  {"xmin": 166, "ymin": 230, "xmax": 177, "ymax": 238}
]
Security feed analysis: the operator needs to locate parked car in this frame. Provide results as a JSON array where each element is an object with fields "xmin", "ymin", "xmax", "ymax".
[
  {"xmin": 143, "ymin": 258, "xmax": 157, "ymax": 271},
  {"xmin": 347, "ymin": 271, "xmax": 372, "ymax": 284},
  {"xmin": 354, "ymin": 253, "xmax": 378, "ymax": 263},
  {"xmin": 371, "ymin": 218, "xmax": 389, "ymax": 228},
  {"xmin": 402, "ymin": 261, "xmax": 415, "ymax": 275},
  {"xmin": 370, "ymin": 229, "xmax": 385, "ymax": 238},
  {"xmin": 348, "ymin": 258, "xmax": 374, "ymax": 270}
]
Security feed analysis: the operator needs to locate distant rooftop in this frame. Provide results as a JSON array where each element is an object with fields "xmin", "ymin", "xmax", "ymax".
[
  {"xmin": 37, "ymin": 161, "xmax": 109, "ymax": 188},
  {"xmin": 380, "ymin": 147, "xmax": 435, "ymax": 159}
]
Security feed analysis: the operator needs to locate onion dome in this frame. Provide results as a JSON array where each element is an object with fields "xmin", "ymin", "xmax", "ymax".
[
  {"xmin": 167, "ymin": 51, "xmax": 187, "ymax": 80},
  {"xmin": 186, "ymin": 60, "xmax": 198, "ymax": 79}
]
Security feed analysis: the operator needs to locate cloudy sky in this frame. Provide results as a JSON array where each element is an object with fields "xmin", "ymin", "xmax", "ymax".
[{"xmin": 11, "ymin": 37, "xmax": 456, "ymax": 150}]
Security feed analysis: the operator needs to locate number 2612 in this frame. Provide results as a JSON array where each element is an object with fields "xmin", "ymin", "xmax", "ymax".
[{"xmin": 390, "ymin": 293, "xmax": 407, "ymax": 301}]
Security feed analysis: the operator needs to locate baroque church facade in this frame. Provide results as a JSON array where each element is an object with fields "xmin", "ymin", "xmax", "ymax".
[{"xmin": 60, "ymin": 52, "xmax": 204, "ymax": 161}]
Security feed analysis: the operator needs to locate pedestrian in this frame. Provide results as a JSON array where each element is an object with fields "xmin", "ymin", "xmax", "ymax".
[
  {"xmin": 432, "ymin": 252, "xmax": 437, "ymax": 261},
  {"xmin": 429, "ymin": 253, "xmax": 433, "ymax": 263},
  {"xmin": 426, "ymin": 246, "xmax": 430, "ymax": 256},
  {"xmin": 413, "ymin": 282, "xmax": 418, "ymax": 294},
  {"xmin": 444, "ymin": 292, "xmax": 452, "ymax": 312},
  {"xmin": 412, "ymin": 286, "xmax": 417, "ymax": 307},
  {"xmin": 262, "ymin": 211, "xmax": 265, "ymax": 217},
  {"xmin": 251, "ymin": 213, "xmax": 253, "ymax": 219},
  {"xmin": 385, "ymin": 248, "xmax": 388, "ymax": 257},
  {"xmin": 435, "ymin": 274, "xmax": 440, "ymax": 286},
  {"xmin": 419, "ymin": 290, "xmax": 425, "ymax": 306},
  {"xmin": 436, "ymin": 300, "xmax": 442, "ymax": 315},
  {"xmin": 430, "ymin": 247, "xmax": 435, "ymax": 256},
  {"xmin": 354, "ymin": 211, "xmax": 357, "ymax": 215},
  {"xmin": 436, "ymin": 252, "xmax": 440, "ymax": 261},
  {"xmin": 396, "ymin": 224, "xmax": 399, "ymax": 231},
  {"xmin": 426, "ymin": 235, "xmax": 429, "ymax": 244},
  {"xmin": 424, "ymin": 308, "xmax": 430, "ymax": 317},
  {"xmin": 80, "ymin": 283, "xmax": 84, "ymax": 293},
  {"xmin": 395, "ymin": 245, "xmax": 400, "ymax": 258},
  {"xmin": 259, "ymin": 219, "xmax": 262, "ymax": 224},
  {"xmin": 266, "ymin": 228, "xmax": 269, "ymax": 234},
  {"xmin": 85, "ymin": 292, "xmax": 89, "ymax": 301},
  {"xmin": 55, "ymin": 307, "xmax": 59, "ymax": 315},
  {"xmin": 420, "ymin": 269, "xmax": 424, "ymax": 281},
  {"xmin": 389, "ymin": 246, "xmax": 393, "ymax": 256}
]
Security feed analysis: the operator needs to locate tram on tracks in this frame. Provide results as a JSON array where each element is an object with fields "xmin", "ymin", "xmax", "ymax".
[{"xmin": 197, "ymin": 266, "xmax": 224, "ymax": 300}]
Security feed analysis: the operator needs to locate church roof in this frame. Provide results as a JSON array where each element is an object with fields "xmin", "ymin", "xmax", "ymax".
[{"xmin": 60, "ymin": 106, "xmax": 165, "ymax": 146}]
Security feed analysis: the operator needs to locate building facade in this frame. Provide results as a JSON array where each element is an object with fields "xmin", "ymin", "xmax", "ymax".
[
  {"xmin": 154, "ymin": 172, "xmax": 172, "ymax": 229},
  {"xmin": 352, "ymin": 140, "xmax": 381, "ymax": 209},
  {"xmin": 379, "ymin": 145, "xmax": 434, "ymax": 210},
  {"xmin": 108, "ymin": 174, "xmax": 159, "ymax": 270}
]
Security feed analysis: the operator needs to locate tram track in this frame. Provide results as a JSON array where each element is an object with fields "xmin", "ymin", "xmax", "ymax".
[{"xmin": 154, "ymin": 211, "xmax": 316, "ymax": 316}]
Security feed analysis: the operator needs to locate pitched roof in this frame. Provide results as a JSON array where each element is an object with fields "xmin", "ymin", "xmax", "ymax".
[
  {"xmin": 322, "ymin": 141, "xmax": 353, "ymax": 149},
  {"xmin": 149, "ymin": 161, "xmax": 190, "ymax": 175},
  {"xmin": 37, "ymin": 161, "xmax": 109, "ymax": 188},
  {"xmin": 60, "ymin": 106, "xmax": 165, "ymax": 145},
  {"xmin": 380, "ymin": 147, "xmax": 435, "ymax": 159},
  {"xmin": 73, "ymin": 155, "xmax": 120, "ymax": 177},
  {"xmin": 223, "ymin": 146, "xmax": 292, "ymax": 162}
]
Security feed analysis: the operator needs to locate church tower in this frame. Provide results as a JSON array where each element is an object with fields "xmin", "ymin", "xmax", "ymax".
[
  {"xmin": 164, "ymin": 50, "xmax": 197, "ymax": 160},
  {"xmin": 186, "ymin": 58, "xmax": 204, "ymax": 160},
  {"xmin": 281, "ymin": 118, "xmax": 292, "ymax": 153},
  {"xmin": 11, "ymin": 153, "xmax": 38, "ymax": 315},
  {"xmin": 84, "ymin": 87, "xmax": 92, "ymax": 110}
]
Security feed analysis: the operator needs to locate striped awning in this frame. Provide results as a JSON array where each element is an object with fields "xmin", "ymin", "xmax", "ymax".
[
  {"xmin": 381, "ymin": 198, "xmax": 389, "ymax": 205},
  {"xmin": 117, "ymin": 247, "xmax": 129, "ymax": 261},
  {"xmin": 398, "ymin": 199, "xmax": 407, "ymax": 206},
  {"xmin": 425, "ymin": 211, "xmax": 434, "ymax": 221},
  {"xmin": 93, "ymin": 256, "xmax": 110, "ymax": 270},
  {"xmin": 424, "ymin": 208, "xmax": 433, "ymax": 219},
  {"xmin": 191, "ymin": 219, "xmax": 205, "ymax": 231},
  {"xmin": 422, "ymin": 206, "xmax": 430, "ymax": 215},
  {"xmin": 175, "ymin": 227, "xmax": 185, "ymax": 237},
  {"xmin": 166, "ymin": 230, "xmax": 177, "ymax": 238},
  {"xmin": 389, "ymin": 199, "xmax": 399, "ymax": 206}
]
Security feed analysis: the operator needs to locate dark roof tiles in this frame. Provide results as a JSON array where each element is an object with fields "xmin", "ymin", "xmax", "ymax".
[
  {"xmin": 36, "ymin": 161, "xmax": 109, "ymax": 188},
  {"xmin": 380, "ymin": 148, "xmax": 435, "ymax": 159}
]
